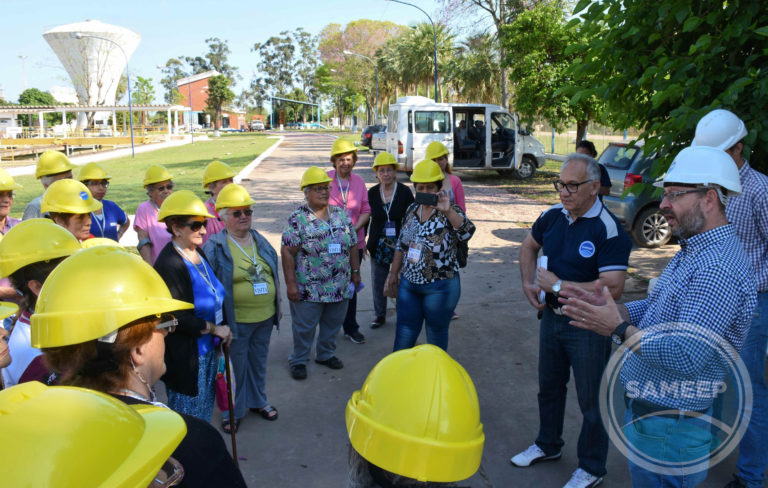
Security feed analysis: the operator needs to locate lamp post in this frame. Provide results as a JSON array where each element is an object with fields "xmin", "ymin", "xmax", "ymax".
[
  {"xmin": 386, "ymin": 0, "xmax": 438, "ymax": 102},
  {"xmin": 343, "ymin": 50, "xmax": 379, "ymax": 126},
  {"xmin": 75, "ymin": 33, "xmax": 135, "ymax": 158}
]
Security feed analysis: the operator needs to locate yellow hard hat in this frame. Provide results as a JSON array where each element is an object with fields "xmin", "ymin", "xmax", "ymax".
[
  {"xmin": 346, "ymin": 344, "xmax": 484, "ymax": 482},
  {"xmin": 215, "ymin": 183, "xmax": 256, "ymax": 211},
  {"xmin": 41, "ymin": 179, "xmax": 103, "ymax": 215},
  {"xmin": 0, "ymin": 168, "xmax": 22, "ymax": 191},
  {"xmin": 31, "ymin": 246, "xmax": 194, "ymax": 348},
  {"xmin": 330, "ymin": 138, "xmax": 357, "ymax": 157},
  {"xmin": 410, "ymin": 160, "xmax": 445, "ymax": 184},
  {"xmin": 156, "ymin": 190, "xmax": 215, "ymax": 222},
  {"xmin": 0, "ymin": 219, "xmax": 82, "ymax": 278},
  {"xmin": 81, "ymin": 237, "xmax": 126, "ymax": 250},
  {"xmin": 0, "ymin": 301, "xmax": 18, "ymax": 321},
  {"xmin": 143, "ymin": 165, "xmax": 173, "ymax": 187},
  {"xmin": 78, "ymin": 162, "xmax": 112, "ymax": 182},
  {"xmin": 202, "ymin": 160, "xmax": 236, "ymax": 188},
  {"xmin": 425, "ymin": 141, "xmax": 449, "ymax": 161},
  {"xmin": 300, "ymin": 166, "xmax": 333, "ymax": 190},
  {"xmin": 372, "ymin": 152, "xmax": 397, "ymax": 170},
  {"xmin": 0, "ymin": 382, "xmax": 186, "ymax": 488},
  {"xmin": 35, "ymin": 150, "xmax": 75, "ymax": 179}
]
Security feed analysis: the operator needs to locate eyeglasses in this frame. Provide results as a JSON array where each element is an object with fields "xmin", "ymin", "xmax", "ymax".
[
  {"xmin": 86, "ymin": 180, "xmax": 109, "ymax": 188},
  {"xmin": 232, "ymin": 209, "xmax": 253, "ymax": 218},
  {"xmin": 154, "ymin": 183, "xmax": 174, "ymax": 192},
  {"xmin": 156, "ymin": 315, "xmax": 178, "ymax": 334},
  {"xmin": 149, "ymin": 456, "xmax": 185, "ymax": 488},
  {"xmin": 310, "ymin": 186, "xmax": 331, "ymax": 193},
  {"xmin": 661, "ymin": 188, "xmax": 707, "ymax": 203},
  {"xmin": 182, "ymin": 220, "xmax": 208, "ymax": 232},
  {"xmin": 553, "ymin": 179, "xmax": 594, "ymax": 194},
  {"xmin": 0, "ymin": 191, "xmax": 14, "ymax": 199}
]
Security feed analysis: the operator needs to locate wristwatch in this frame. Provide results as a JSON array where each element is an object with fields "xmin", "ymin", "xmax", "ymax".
[
  {"xmin": 351, "ymin": 269, "xmax": 360, "ymax": 274},
  {"xmin": 552, "ymin": 279, "xmax": 562, "ymax": 296},
  {"xmin": 611, "ymin": 321, "xmax": 630, "ymax": 345}
]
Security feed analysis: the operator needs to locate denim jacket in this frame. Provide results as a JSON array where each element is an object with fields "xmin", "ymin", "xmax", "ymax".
[{"xmin": 203, "ymin": 229, "xmax": 281, "ymax": 337}]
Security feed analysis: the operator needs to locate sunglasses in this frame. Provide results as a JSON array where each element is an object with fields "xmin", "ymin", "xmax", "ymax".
[
  {"xmin": 232, "ymin": 209, "xmax": 253, "ymax": 218},
  {"xmin": 86, "ymin": 180, "xmax": 110, "ymax": 188},
  {"xmin": 182, "ymin": 220, "xmax": 208, "ymax": 232},
  {"xmin": 156, "ymin": 315, "xmax": 178, "ymax": 334},
  {"xmin": 154, "ymin": 183, "xmax": 174, "ymax": 192}
]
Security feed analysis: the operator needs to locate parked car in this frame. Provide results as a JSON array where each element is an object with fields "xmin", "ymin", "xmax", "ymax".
[
  {"xmin": 600, "ymin": 141, "xmax": 671, "ymax": 248},
  {"xmin": 360, "ymin": 125, "xmax": 386, "ymax": 148},
  {"xmin": 370, "ymin": 127, "xmax": 387, "ymax": 154},
  {"xmin": 249, "ymin": 120, "xmax": 265, "ymax": 131}
]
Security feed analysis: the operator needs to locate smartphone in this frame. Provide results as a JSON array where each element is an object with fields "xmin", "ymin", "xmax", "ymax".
[{"xmin": 415, "ymin": 192, "xmax": 438, "ymax": 207}]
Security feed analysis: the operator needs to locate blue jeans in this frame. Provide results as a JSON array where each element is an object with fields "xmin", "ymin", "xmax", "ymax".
[
  {"xmin": 393, "ymin": 276, "xmax": 460, "ymax": 351},
  {"xmin": 624, "ymin": 403, "xmax": 711, "ymax": 487},
  {"xmin": 535, "ymin": 307, "xmax": 611, "ymax": 477},
  {"xmin": 736, "ymin": 291, "xmax": 768, "ymax": 487}
]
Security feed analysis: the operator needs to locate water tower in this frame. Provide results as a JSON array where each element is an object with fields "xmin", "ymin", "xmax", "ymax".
[{"xmin": 43, "ymin": 20, "xmax": 140, "ymax": 128}]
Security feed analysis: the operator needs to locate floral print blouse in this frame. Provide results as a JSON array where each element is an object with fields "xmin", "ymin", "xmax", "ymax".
[{"xmin": 282, "ymin": 204, "xmax": 358, "ymax": 303}]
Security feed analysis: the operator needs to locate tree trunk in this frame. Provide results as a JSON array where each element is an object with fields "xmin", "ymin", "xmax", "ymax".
[
  {"xmin": 576, "ymin": 119, "xmax": 589, "ymax": 149},
  {"xmin": 500, "ymin": 61, "xmax": 508, "ymax": 109}
]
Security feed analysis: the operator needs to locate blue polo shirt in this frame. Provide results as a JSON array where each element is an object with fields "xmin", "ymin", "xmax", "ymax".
[
  {"xmin": 89, "ymin": 199, "xmax": 128, "ymax": 241},
  {"xmin": 532, "ymin": 198, "xmax": 632, "ymax": 288}
]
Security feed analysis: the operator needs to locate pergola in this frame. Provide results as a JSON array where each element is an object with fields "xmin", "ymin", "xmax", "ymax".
[{"xmin": 0, "ymin": 103, "xmax": 188, "ymax": 137}]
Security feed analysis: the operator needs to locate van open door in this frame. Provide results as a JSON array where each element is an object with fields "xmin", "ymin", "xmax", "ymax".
[{"xmin": 489, "ymin": 110, "xmax": 520, "ymax": 170}]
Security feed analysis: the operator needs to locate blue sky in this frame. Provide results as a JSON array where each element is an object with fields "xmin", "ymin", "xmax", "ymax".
[{"xmin": 0, "ymin": 0, "xmax": 447, "ymax": 104}]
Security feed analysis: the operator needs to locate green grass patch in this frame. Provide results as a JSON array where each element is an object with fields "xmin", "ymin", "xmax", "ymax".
[
  {"xmin": 10, "ymin": 134, "xmax": 277, "ymax": 218},
  {"xmin": 463, "ymin": 160, "xmax": 563, "ymax": 206}
]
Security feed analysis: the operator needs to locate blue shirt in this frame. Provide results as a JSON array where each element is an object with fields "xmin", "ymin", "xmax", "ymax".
[
  {"xmin": 725, "ymin": 160, "xmax": 768, "ymax": 291},
  {"xmin": 531, "ymin": 198, "xmax": 632, "ymax": 286},
  {"xmin": 89, "ymin": 200, "xmax": 128, "ymax": 241},
  {"xmin": 621, "ymin": 224, "xmax": 756, "ymax": 411},
  {"xmin": 182, "ymin": 255, "xmax": 226, "ymax": 356}
]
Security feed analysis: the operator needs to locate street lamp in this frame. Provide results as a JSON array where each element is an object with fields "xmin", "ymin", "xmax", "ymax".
[
  {"xmin": 343, "ymin": 50, "xmax": 379, "ymax": 126},
  {"xmin": 75, "ymin": 33, "xmax": 135, "ymax": 158},
  {"xmin": 386, "ymin": 0, "xmax": 438, "ymax": 102}
]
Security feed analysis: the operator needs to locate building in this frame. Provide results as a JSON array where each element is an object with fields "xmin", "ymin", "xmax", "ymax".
[{"xmin": 177, "ymin": 70, "xmax": 245, "ymax": 130}]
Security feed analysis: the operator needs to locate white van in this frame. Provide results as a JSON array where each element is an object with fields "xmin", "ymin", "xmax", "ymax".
[{"xmin": 384, "ymin": 96, "xmax": 546, "ymax": 178}]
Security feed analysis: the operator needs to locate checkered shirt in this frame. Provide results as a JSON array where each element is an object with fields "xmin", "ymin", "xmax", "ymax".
[
  {"xmin": 725, "ymin": 160, "xmax": 768, "ymax": 291},
  {"xmin": 621, "ymin": 224, "xmax": 757, "ymax": 411}
]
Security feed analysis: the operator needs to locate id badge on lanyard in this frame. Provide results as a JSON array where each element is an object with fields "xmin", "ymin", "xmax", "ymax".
[
  {"xmin": 253, "ymin": 281, "xmax": 269, "ymax": 295},
  {"xmin": 215, "ymin": 306, "xmax": 223, "ymax": 325},
  {"xmin": 384, "ymin": 221, "xmax": 396, "ymax": 237},
  {"xmin": 407, "ymin": 242, "xmax": 423, "ymax": 264}
]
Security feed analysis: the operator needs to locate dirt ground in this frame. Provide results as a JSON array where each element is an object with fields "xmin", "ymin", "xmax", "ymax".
[{"xmin": 206, "ymin": 132, "xmax": 737, "ymax": 487}]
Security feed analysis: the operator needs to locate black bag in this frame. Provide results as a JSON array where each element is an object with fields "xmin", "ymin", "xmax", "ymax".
[
  {"xmin": 374, "ymin": 236, "xmax": 397, "ymax": 265},
  {"xmin": 457, "ymin": 240, "xmax": 468, "ymax": 268}
]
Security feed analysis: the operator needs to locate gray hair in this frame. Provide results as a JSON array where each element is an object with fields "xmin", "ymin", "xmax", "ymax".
[
  {"xmin": 346, "ymin": 445, "xmax": 458, "ymax": 488},
  {"xmin": 562, "ymin": 153, "xmax": 601, "ymax": 182},
  {"xmin": 40, "ymin": 175, "xmax": 55, "ymax": 188}
]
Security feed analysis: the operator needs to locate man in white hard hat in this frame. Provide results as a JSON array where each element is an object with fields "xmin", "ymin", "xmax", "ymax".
[
  {"xmin": 559, "ymin": 146, "xmax": 757, "ymax": 487},
  {"xmin": 694, "ymin": 109, "xmax": 768, "ymax": 488}
]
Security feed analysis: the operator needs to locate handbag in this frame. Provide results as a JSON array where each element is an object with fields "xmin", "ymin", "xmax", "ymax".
[
  {"xmin": 457, "ymin": 240, "xmax": 468, "ymax": 268},
  {"xmin": 373, "ymin": 236, "xmax": 397, "ymax": 265}
]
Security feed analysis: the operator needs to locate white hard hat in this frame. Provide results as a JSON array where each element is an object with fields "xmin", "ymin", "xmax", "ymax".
[
  {"xmin": 692, "ymin": 109, "xmax": 747, "ymax": 150},
  {"xmin": 654, "ymin": 146, "xmax": 742, "ymax": 196}
]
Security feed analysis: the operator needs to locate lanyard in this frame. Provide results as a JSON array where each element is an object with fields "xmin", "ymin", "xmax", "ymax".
[
  {"xmin": 337, "ymin": 177, "xmax": 350, "ymax": 209},
  {"xmin": 150, "ymin": 200, "xmax": 160, "ymax": 211},
  {"xmin": 173, "ymin": 243, "xmax": 218, "ymax": 298},
  {"xmin": 379, "ymin": 184, "xmax": 397, "ymax": 222},
  {"xmin": 227, "ymin": 234, "xmax": 265, "ymax": 274},
  {"xmin": 418, "ymin": 205, "xmax": 435, "ymax": 223},
  {"xmin": 308, "ymin": 207, "xmax": 333, "ymax": 230},
  {"xmin": 92, "ymin": 211, "xmax": 105, "ymax": 237}
]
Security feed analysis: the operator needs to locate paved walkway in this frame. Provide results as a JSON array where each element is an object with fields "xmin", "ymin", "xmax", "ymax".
[{"xmin": 204, "ymin": 133, "xmax": 737, "ymax": 487}]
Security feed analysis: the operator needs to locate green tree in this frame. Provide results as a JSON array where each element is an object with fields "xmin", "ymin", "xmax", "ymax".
[
  {"xmin": 445, "ymin": 33, "xmax": 500, "ymax": 103},
  {"xmin": 569, "ymin": 0, "xmax": 768, "ymax": 172},
  {"xmin": 205, "ymin": 75, "xmax": 235, "ymax": 134},
  {"xmin": 159, "ymin": 58, "xmax": 186, "ymax": 104},
  {"xmin": 502, "ymin": 1, "xmax": 601, "ymax": 142},
  {"xmin": 132, "ymin": 76, "xmax": 155, "ymax": 125},
  {"xmin": 251, "ymin": 32, "xmax": 296, "ymax": 98},
  {"xmin": 183, "ymin": 37, "xmax": 239, "ymax": 80},
  {"xmin": 18, "ymin": 88, "xmax": 57, "ymax": 126}
]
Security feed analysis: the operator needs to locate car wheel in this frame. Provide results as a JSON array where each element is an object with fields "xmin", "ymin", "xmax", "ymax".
[
  {"xmin": 632, "ymin": 206, "xmax": 671, "ymax": 248},
  {"xmin": 514, "ymin": 155, "xmax": 537, "ymax": 180}
]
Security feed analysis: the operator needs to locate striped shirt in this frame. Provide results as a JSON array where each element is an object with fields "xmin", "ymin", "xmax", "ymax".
[
  {"xmin": 725, "ymin": 160, "xmax": 768, "ymax": 291},
  {"xmin": 621, "ymin": 224, "xmax": 756, "ymax": 411}
]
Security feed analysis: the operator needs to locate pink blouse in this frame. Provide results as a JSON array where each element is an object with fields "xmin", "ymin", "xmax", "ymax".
[
  {"xmin": 134, "ymin": 200, "xmax": 171, "ymax": 264},
  {"xmin": 202, "ymin": 198, "xmax": 226, "ymax": 244},
  {"xmin": 327, "ymin": 170, "xmax": 371, "ymax": 249},
  {"xmin": 448, "ymin": 174, "xmax": 466, "ymax": 212}
]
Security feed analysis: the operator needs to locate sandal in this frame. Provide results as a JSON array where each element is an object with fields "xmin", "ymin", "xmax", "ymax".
[
  {"xmin": 221, "ymin": 417, "xmax": 241, "ymax": 434},
  {"xmin": 251, "ymin": 405, "xmax": 278, "ymax": 421}
]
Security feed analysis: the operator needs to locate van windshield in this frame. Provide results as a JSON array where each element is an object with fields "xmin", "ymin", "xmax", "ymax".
[{"xmin": 414, "ymin": 111, "xmax": 450, "ymax": 133}]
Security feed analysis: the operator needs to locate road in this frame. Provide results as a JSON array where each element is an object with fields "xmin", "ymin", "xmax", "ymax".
[{"xmin": 218, "ymin": 132, "xmax": 737, "ymax": 487}]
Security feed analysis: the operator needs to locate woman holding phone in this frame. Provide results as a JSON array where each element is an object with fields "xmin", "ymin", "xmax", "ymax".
[{"xmin": 386, "ymin": 161, "xmax": 475, "ymax": 352}]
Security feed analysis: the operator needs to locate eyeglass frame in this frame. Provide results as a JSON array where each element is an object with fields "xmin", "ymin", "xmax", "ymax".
[
  {"xmin": 661, "ymin": 188, "xmax": 709, "ymax": 203},
  {"xmin": 156, "ymin": 315, "xmax": 178, "ymax": 334},
  {"xmin": 231, "ymin": 209, "xmax": 253, "ymax": 218},
  {"xmin": 152, "ymin": 183, "xmax": 175, "ymax": 192},
  {"xmin": 309, "ymin": 185, "xmax": 331, "ymax": 194},
  {"xmin": 553, "ymin": 179, "xmax": 595, "ymax": 195},
  {"xmin": 85, "ymin": 180, "xmax": 110, "ymax": 188},
  {"xmin": 181, "ymin": 220, "xmax": 208, "ymax": 232}
]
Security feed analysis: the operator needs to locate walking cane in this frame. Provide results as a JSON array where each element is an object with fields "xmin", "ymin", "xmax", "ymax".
[{"xmin": 223, "ymin": 342, "xmax": 239, "ymax": 468}]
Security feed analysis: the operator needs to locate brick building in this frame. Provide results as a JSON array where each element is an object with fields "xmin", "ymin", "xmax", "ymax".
[{"xmin": 177, "ymin": 70, "xmax": 245, "ymax": 130}]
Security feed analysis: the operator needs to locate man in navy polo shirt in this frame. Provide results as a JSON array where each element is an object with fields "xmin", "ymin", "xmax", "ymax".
[{"xmin": 512, "ymin": 153, "xmax": 632, "ymax": 488}]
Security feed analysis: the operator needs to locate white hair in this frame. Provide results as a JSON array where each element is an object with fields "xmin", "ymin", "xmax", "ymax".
[
  {"xmin": 41, "ymin": 175, "xmax": 55, "ymax": 188},
  {"xmin": 562, "ymin": 153, "xmax": 601, "ymax": 182}
]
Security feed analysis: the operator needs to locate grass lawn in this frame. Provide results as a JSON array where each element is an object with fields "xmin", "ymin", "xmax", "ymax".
[
  {"xmin": 499, "ymin": 159, "xmax": 563, "ymax": 205},
  {"xmin": 10, "ymin": 134, "xmax": 277, "ymax": 218}
]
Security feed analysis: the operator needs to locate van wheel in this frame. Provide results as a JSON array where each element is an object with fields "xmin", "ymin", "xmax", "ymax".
[
  {"xmin": 514, "ymin": 156, "xmax": 536, "ymax": 180},
  {"xmin": 632, "ymin": 207, "xmax": 671, "ymax": 248}
]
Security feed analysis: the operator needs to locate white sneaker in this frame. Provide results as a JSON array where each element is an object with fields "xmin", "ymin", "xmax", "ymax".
[
  {"xmin": 563, "ymin": 468, "xmax": 603, "ymax": 488},
  {"xmin": 510, "ymin": 443, "xmax": 562, "ymax": 467}
]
